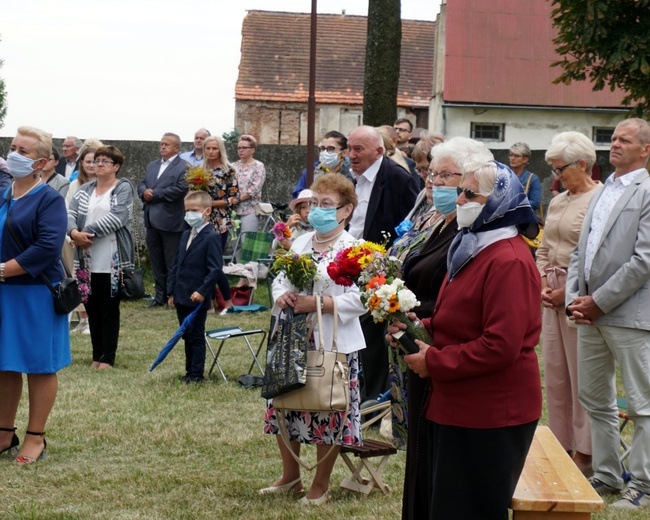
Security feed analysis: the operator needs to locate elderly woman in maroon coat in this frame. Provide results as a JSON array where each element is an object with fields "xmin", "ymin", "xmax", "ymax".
[{"xmin": 389, "ymin": 160, "xmax": 543, "ymax": 520}]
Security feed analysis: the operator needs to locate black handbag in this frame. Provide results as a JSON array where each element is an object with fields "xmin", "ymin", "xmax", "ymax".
[
  {"xmin": 260, "ymin": 308, "xmax": 308, "ymax": 399},
  {"xmin": 120, "ymin": 267, "xmax": 145, "ymax": 300},
  {"xmin": 5, "ymin": 196, "xmax": 81, "ymax": 315}
]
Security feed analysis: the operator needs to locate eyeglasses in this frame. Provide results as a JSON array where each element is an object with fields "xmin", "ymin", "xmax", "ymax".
[
  {"xmin": 93, "ymin": 159, "xmax": 114, "ymax": 165},
  {"xmin": 393, "ymin": 127, "xmax": 410, "ymax": 133},
  {"xmin": 428, "ymin": 171, "xmax": 462, "ymax": 182},
  {"xmin": 509, "ymin": 153, "xmax": 524, "ymax": 158},
  {"xmin": 308, "ymin": 200, "xmax": 344, "ymax": 209},
  {"xmin": 551, "ymin": 162, "xmax": 576, "ymax": 178},
  {"xmin": 456, "ymin": 186, "xmax": 482, "ymax": 199},
  {"xmin": 415, "ymin": 166, "xmax": 429, "ymax": 175},
  {"xmin": 237, "ymin": 146, "xmax": 253, "ymax": 150},
  {"xmin": 317, "ymin": 146, "xmax": 340, "ymax": 153}
]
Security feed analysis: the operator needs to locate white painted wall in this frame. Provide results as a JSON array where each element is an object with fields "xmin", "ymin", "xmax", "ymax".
[{"xmin": 429, "ymin": 105, "xmax": 627, "ymax": 150}]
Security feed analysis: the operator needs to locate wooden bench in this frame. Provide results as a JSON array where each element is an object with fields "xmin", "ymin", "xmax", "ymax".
[
  {"xmin": 511, "ymin": 426, "xmax": 604, "ymax": 519},
  {"xmin": 340, "ymin": 438, "xmax": 397, "ymax": 495}
]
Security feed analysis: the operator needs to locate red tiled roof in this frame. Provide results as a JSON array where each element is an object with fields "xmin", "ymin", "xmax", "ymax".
[
  {"xmin": 236, "ymin": 10, "xmax": 435, "ymax": 108},
  {"xmin": 443, "ymin": 0, "xmax": 625, "ymax": 108}
]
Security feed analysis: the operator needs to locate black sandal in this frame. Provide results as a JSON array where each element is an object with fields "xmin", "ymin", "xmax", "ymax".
[
  {"xmin": 0, "ymin": 427, "xmax": 20, "ymax": 458},
  {"xmin": 15, "ymin": 430, "xmax": 46, "ymax": 465}
]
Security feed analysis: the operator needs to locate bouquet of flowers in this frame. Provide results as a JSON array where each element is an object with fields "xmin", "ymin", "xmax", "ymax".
[
  {"xmin": 271, "ymin": 250, "xmax": 317, "ymax": 293},
  {"xmin": 271, "ymin": 221, "xmax": 292, "ymax": 242},
  {"xmin": 327, "ymin": 240, "xmax": 432, "ymax": 349},
  {"xmin": 326, "ymin": 241, "xmax": 387, "ymax": 287},
  {"xmin": 185, "ymin": 166, "xmax": 216, "ymax": 192}
]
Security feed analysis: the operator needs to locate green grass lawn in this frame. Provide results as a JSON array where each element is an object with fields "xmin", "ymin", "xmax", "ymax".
[{"xmin": 0, "ymin": 288, "xmax": 643, "ymax": 519}]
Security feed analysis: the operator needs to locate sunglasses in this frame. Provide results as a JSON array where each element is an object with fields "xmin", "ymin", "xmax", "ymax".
[{"xmin": 456, "ymin": 186, "xmax": 480, "ymax": 199}]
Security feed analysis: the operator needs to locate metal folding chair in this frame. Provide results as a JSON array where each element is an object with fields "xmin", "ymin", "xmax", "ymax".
[{"xmin": 205, "ymin": 326, "xmax": 267, "ymax": 382}]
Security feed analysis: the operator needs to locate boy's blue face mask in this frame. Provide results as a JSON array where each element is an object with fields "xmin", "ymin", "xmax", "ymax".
[{"xmin": 184, "ymin": 210, "xmax": 207, "ymax": 228}]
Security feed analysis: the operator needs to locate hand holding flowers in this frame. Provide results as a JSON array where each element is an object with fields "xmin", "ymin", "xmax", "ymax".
[{"xmin": 271, "ymin": 249, "xmax": 317, "ymax": 293}]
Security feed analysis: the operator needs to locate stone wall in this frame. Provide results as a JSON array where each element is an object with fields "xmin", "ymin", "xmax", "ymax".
[{"xmin": 0, "ymin": 135, "xmax": 613, "ymax": 217}]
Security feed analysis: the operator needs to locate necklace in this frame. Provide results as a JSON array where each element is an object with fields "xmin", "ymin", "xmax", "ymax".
[
  {"xmin": 12, "ymin": 178, "xmax": 43, "ymax": 200},
  {"xmin": 313, "ymin": 229, "xmax": 344, "ymax": 244}
]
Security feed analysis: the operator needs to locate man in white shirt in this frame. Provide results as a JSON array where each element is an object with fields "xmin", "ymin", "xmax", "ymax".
[
  {"xmin": 347, "ymin": 125, "xmax": 419, "ymax": 401},
  {"xmin": 55, "ymin": 136, "xmax": 82, "ymax": 179},
  {"xmin": 567, "ymin": 118, "xmax": 650, "ymax": 509},
  {"xmin": 180, "ymin": 128, "xmax": 210, "ymax": 167},
  {"xmin": 137, "ymin": 133, "xmax": 189, "ymax": 307}
]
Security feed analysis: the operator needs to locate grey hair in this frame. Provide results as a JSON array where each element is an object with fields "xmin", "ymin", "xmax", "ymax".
[
  {"xmin": 430, "ymin": 136, "xmax": 494, "ymax": 172},
  {"xmin": 66, "ymin": 136, "xmax": 83, "ymax": 149},
  {"xmin": 545, "ymin": 132, "xmax": 596, "ymax": 170},
  {"xmin": 196, "ymin": 128, "xmax": 211, "ymax": 137},
  {"xmin": 162, "ymin": 132, "xmax": 182, "ymax": 147},
  {"xmin": 350, "ymin": 125, "xmax": 384, "ymax": 150},
  {"xmin": 510, "ymin": 142, "xmax": 531, "ymax": 158},
  {"xmin": 462, "ymin": 161, "xmax": 498, "ymax": 196},
  {"xmin": 618, "ymin": 118, "xmax": 650, "ymax": 145}
]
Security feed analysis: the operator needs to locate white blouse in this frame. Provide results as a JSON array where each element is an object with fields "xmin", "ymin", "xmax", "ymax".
[{"xmin": 271, "ymin": 231, "xmax": 367, "ymax": 354}]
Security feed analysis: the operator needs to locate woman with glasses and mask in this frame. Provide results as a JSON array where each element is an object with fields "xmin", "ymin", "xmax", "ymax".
[
  {"xmin": 232, "ymin": 134, "xmax": 266, "ymax": 234},
  {"xmin": 291, "ymin": 131, "xmax": 354, "ymax": 199},
  {"xmin": 387, "ymin": 137, "xmax": 493, "ymax": 519},
  {"xmin": 388, "ymin": 160, "xmax": 542, "ymax": 519},
  {"xmin": 68, "ymin": 145, "xmax": 134, "ymax": 370},
  {"xmin": 536, "ymin": 132, "xmax": 601, "ymax": 476},
  {"xmin": 262, "ymin": 173, "xmax": 365, "ymax": 506}
]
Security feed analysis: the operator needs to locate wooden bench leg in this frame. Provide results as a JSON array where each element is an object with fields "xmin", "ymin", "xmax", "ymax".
[
  {"xmin": 340, "ymin": 453, "xmax": 392, "ymax": 495},
  {"xmin": 513, "ymin": 512, "xmax": 593, "ymax": 519}
]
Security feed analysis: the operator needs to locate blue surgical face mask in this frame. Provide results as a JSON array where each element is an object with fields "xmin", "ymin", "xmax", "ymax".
[
  {"xmin": 308, "ymin": 207, "xmax": 341, "ymax": 234},
  {"xmin": 319, "ymin": 151, "xmax": 340, "ymax": 169},
  {"xmin": 433, "ymin": 186, "xmax": 458, "ymax": 215},
  {"xmin": 7, "ymin": 151, "xmax": 39, "ymax": 179},
  {"xmin": 184, "ymin": 210, "xmax": 206, "ymax": 228}
]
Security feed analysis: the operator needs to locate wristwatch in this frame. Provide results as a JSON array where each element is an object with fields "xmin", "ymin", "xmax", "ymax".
[{"xmin": 0, "ymin": 262, "xmax": 6, "ymax": 282}]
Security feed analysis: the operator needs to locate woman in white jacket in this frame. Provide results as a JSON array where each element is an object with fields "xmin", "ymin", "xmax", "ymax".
[{"xmin": 261, "ymin": 174, "xmax": 366, "ymax": 506}]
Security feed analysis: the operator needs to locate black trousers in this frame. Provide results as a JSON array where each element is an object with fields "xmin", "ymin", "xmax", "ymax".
[
  {"xmin": 175, "ymin": 302, "xmax": 208, "ymax": 379},
  {"xmin": 146, "ymin": 227, "xmax": 183, "ymax": 304},
  {"xmin": 359, "ymin": 312, "xmax": 389, "ymax": 401},
  {"xmin": 85, "ymin": 273, "xmax": 121, "ymax": 366},
  {"xmin": 429, "ymin": 419, "xmax": 538, "ymax": 520}
]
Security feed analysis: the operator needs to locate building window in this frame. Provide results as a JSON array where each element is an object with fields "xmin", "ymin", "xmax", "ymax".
[
  {"xmin": 471, "ymin": 123, "xmax": 504, "ymax": 142},
  {"xmin": 593, "ymin": 127, "xmax": 614, "ymax": 145}
]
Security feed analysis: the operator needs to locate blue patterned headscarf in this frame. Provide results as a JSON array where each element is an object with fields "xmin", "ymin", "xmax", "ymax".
[{"xmin": 447, "ymin": 161, "xmax": 538, "ymax": 279}]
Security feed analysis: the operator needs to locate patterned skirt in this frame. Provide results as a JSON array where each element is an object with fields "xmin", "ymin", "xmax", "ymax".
[{"xmin": 264, "ymin": 351, "xmax": 361, "ymax": 446}]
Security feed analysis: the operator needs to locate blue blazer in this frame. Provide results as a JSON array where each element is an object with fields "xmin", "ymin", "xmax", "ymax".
[
  {"xmin": 137, "ymin": 156, "xmax": 188, "ymax": 233},
  {"xmin": 167, "ymin": 225, "xmax": 223, "ymax": 306}
]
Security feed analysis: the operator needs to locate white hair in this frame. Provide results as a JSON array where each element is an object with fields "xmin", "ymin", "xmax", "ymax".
[{"xmin": 545, "ymin": 131, "xmax": 596, "ymax": 169}]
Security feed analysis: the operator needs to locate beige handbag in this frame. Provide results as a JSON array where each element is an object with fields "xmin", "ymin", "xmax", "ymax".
[
  {"xmin": 273, "ymin": 296, "xmax": 349, "ymax": 412},
  {"xmin": 274, "ymin": 296, "xmax": 350, "ymax": 470}
]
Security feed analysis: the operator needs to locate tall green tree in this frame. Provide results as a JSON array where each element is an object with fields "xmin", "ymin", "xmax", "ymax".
[
  {"xmin": 550, "ymin": 0, "xmax": 650, "ymax": 117},
  {"xmin": 363, "ymin": 0, "xmax": 401, "ymax": 126}
]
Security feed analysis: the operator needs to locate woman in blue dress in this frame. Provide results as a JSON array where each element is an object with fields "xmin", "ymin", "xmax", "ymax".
[{"xmin": 0, "ymin": 126, "xmax": 70, "ymax": 465}]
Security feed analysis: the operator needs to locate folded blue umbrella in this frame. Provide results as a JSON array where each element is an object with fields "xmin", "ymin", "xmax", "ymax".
[{"xmin": 149, "ymin": 303, "xmax": 205, "ymax": 372}]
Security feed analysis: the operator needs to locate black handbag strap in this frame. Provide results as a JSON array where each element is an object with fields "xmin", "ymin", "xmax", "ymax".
[{"xmin": 4, "ymin": 190, "xmax": 71, "ymax": 295}]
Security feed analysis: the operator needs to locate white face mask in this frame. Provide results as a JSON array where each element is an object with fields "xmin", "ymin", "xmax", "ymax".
[
  {"xmin": 456, "ymin": 202, "xmax": 485, "ymax": 229},
  {"xmin": 184, "ymin": 210, "xmax": 206, "ymax": 228}
]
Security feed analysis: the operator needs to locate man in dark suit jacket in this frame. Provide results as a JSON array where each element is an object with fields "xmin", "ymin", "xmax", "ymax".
[
  {"xmin": 138, "ymin": 132, "xmax": 189, "ymax": 306},
  {"xmin": 55, "ymin": 136, "xmax": 81, "ymax": 178},
  {"xmin": 168, "ymin": 191, "xmax": 223, "ymax": 383},
  {"xmin": 347, "ymin": 125, "xmax": 419, "ymax": 400}
]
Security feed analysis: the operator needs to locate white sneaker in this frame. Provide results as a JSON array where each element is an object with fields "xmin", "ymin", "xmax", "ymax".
[
  {"xmin": 611, "ymin": 487, "xmax": 650, "ymax": 509},
  {"xmin": 81, "ymin": 323, "xmax": 91, "ymax": 335}
]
